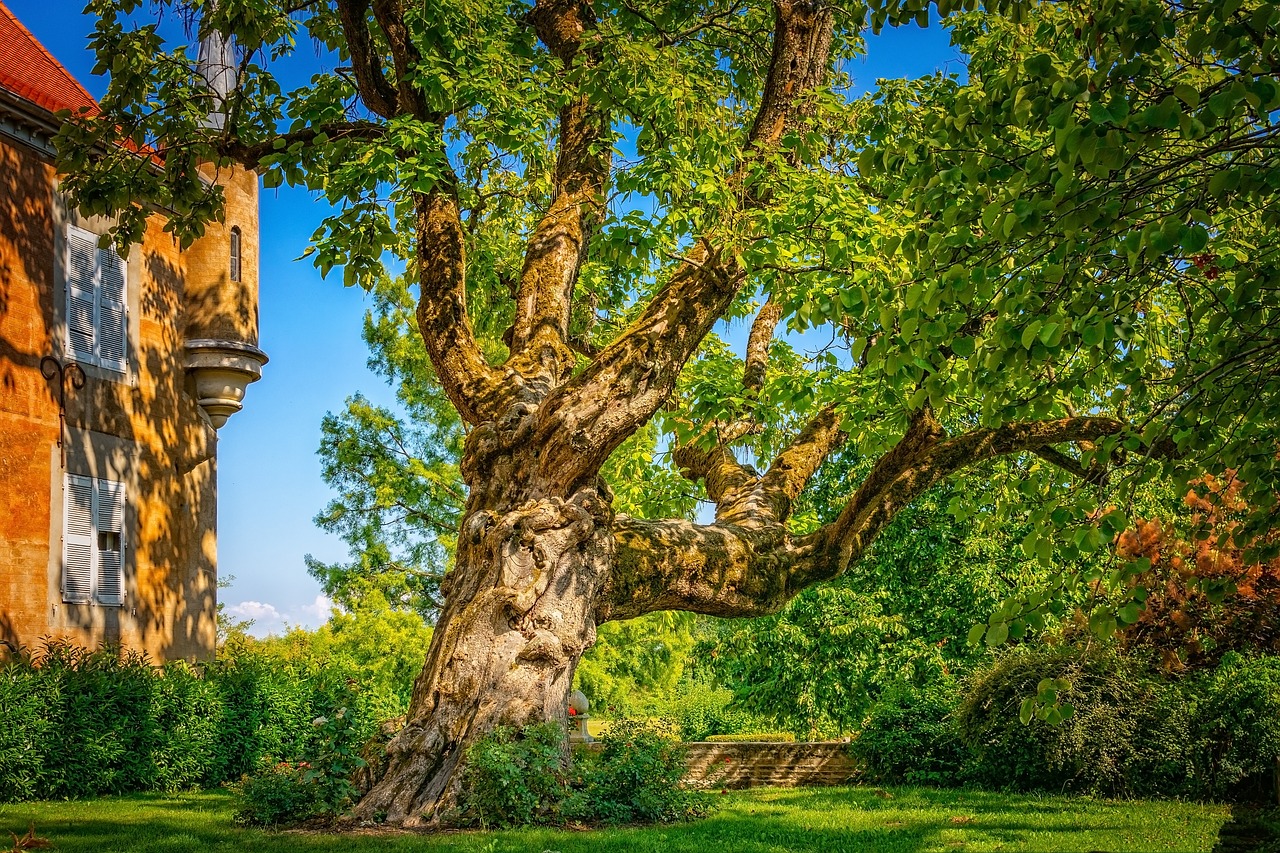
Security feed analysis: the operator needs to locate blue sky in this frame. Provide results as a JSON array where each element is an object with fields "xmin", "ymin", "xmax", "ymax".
[{"xmin": 8, "ymin": 1, "xmax": 959, "ymax": 635}]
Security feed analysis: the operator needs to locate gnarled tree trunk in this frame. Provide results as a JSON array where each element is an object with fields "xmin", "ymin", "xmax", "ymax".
[{"xmin": 353, "ymin": 409, "xmax": 616, "ymax": 825}]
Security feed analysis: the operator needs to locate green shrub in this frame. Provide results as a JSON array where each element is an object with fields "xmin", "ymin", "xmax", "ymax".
[
  {"xmin": 0, "ymin": 638, "xmax": 380, "ymax": 804},
  {"xmin": 453, "ymin": 719, "xmax": 712, "ymax": 829},
  {"xmin": 1191, "ymin": 654, "xmax": 1280, "ymax": 801},
  {"xmin": 203, "ymin": 653, "xmax": 318, "ymax": 783},
  {"xmin": 32, "ymin": 642, "xmax": 164, "ymax": 797},
  {"xmin": 151, "ymin": 663, "xmax": 223, "ymax": 791},
  {"xmin": 703, "ymin": 732, "xmax": 796, "ymax": 743},
  {"xmin": 0, "ymin": 651, "xmax": 60, "ymax": 803},
  {"xmin": 657, "ymin": 682, "xmax": 766, "ymax": 741},
  {"xmin": 851, "ymin": 680, "xmax": 969, "ymax": 787},
  {"xmin": 955, "ymin": 645, "xmax": 1186, "ymax": 797},
  {"xmin": 454, "ymin": 722, "xmax": 569, "ymax": 828},
  {"xmin": 232, "ymin": 761, "xmax": 323, "ymax": 828},
  {"xmin": 565, "ymin": 720, "xmax": 711, "ymax": 825}
]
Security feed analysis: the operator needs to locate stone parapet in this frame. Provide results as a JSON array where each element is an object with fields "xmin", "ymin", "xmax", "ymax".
[{"xmin": 575, "ymin": 740, "xmax": 859, "ymax": 789}]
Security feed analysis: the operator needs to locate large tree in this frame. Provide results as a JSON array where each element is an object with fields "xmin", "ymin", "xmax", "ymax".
[{"xmin": 64, "ymin": 0, "xmax": 1279, "ymax": 825}]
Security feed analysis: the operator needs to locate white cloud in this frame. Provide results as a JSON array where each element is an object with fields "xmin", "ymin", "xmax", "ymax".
[
  {"xmin": 224, "ymin": 595, "xmax": 333, "ymax": 638},
  {"xmin": 296, "ymin": 594, "xmax": 334, "ymax": 627},
  {"xmin": 226, "ymin": 600, "xmax": 283, "ymax": 623}
]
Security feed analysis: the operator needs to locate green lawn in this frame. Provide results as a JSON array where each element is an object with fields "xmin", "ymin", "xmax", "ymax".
[{"xmin": 0, "ymin": 787, "xmax": 1230, "ymax": 853}]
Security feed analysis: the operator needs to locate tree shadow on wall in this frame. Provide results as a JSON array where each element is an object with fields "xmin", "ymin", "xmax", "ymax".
[
  {"xmin": 46, "ymin": 248, "xmax": 219, "ymax": 663},
  {"xmin": 0, "ymin": 141, "xmax": 55, "ymax": 403}
]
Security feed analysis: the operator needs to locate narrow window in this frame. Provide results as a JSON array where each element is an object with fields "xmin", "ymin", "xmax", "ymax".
[
  {"xmin": 63, "ymin": 474, "xmax": 126, "ymax": 606},
  {"xmin": 230, "ymin": 226, "xmax": 242, "ymax": 282}
]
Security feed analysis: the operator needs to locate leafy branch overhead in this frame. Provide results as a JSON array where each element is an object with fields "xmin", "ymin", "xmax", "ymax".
[{"xmin": 58, "ymin": 0, "xmax": 1280, "ymax": 825}]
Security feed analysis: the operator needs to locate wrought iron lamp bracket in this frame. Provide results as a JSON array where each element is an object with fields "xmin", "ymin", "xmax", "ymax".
[{"xmin": 40, "ymin": 356, "xmax": 85, "ymax": 470}]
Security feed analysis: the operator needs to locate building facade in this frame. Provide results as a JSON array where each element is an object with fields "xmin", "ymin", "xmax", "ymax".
[{"xmin": 0, "ymin": 2, "xmax": 266, "ymax": 661}]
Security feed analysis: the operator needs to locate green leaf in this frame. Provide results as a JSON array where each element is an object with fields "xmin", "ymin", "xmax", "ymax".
[
  {"xmin": 985, "ymin": 622, "xmax": 1009, "ymax": 646},
  {"xmin": 967, "ymin": 624, "xmax": 988, "ymax": 646},
  {"xmin": 1021, "ymin": 321, "xmax": 1043, "ymax": 350},
  {"xmin": 1181, "ymin": 225, "xmax": 1209, "ymax": 253}
]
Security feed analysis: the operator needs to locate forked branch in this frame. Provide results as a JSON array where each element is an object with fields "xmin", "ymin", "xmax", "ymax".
[{"xmin": 533, "ymin": 0, "xmax": 836, "ymax": 490}]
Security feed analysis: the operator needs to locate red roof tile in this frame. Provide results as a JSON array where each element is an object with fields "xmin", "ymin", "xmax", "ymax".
[{"xmin": 0, "ymin": 1, "xmax": 99, "ymax": 118}]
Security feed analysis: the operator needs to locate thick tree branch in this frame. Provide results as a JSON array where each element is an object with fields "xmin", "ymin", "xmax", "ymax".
[
  {"xmin": 532, "ymin": 0, "xmax": 835, "ymax": 492},
  {"xmin": 603, "ymin": 517, "xmax": 799, "ymax": 619},
  {"xmin": 743, "ymin": 295, "xmax": 784, "ymax": 392},
  {"xmin": 413, "ymin": 179, "xmax": 505, "ymax": 425},
  {"xmin": 745, "ymin": 0, "xmax": 832, "ymax": 155},
  {"xmin": 756, "ymin": 403, "xmax": 845, "ymax": 516},
  {"xmin": 601, "ymin": 414, "xmax": 1129, "ymax": 621},
  {"xmin": 796, "ymin": 415, "xmax": 1127, "ymax": 586},
  {"xmin": 335, "ymin": 0, "xmax": 401, "ymax": 118},
  {"xmin": 371, "ymin": 0, "xmax": 430, "ymax": 119},
  {"xmin": 675, "ymin": 402, "xmax": 845, "ymax": 528},
  {"xmin": 507, "ymin": 0, "xmax": 610, "ymax": 387},
  {"xmin": 672, "ymin": 441, "xmax": 758, "ymax": 508}
]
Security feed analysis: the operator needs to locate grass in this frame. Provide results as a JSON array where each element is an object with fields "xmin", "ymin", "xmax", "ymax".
[{"xmin": 0, "ymin": 786, "xmax": 1230, "ymax": 853}]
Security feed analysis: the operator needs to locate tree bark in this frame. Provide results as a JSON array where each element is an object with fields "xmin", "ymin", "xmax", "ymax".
[{"xmin": 352, "ymin": 410, "xmax": 616, "ymax": 826}]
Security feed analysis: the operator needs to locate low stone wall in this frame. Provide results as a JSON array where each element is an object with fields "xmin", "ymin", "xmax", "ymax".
[{"xmin": 683, "ymin": 741, "xmax": 858, "ymax": 789}]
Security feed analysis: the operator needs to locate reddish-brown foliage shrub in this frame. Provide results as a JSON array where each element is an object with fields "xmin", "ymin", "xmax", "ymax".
[{"xmin": 1116, "ymin": 473, "xmax": 1280, "ymax": 670}]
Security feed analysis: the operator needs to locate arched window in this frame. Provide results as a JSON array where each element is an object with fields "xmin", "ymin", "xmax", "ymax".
[{"xmin": 230, "ymin": 226, "xmax": 242, "ymax": 282}]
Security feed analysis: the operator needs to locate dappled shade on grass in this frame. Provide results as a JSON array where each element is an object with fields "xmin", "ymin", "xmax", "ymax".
[{"xmin": 0, "ymin": 786, "xmax": 1229, "ymax": 853}]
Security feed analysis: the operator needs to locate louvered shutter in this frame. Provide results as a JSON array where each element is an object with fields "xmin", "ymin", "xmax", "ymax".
[
  {"xmin": 63, "ymin": 474, "xmax": 94, "ymax": 603},
  {"xmin": 65, "ymin": 226, "xmax": 97, "ymax": 361},
  {"xmin": 96, "ymin": 247, "xmax": 127, "ymax": 372},
  {"xmin": 95, "ymin": 479, "xmax": 126, "ymax": 605}
]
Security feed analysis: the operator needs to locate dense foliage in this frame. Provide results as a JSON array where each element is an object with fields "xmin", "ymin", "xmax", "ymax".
[
  {"xmin": 848, "ymin": 646, "xmax": 1280, "ymax": 802},
  {"xmin": 453, "ymin": 723, "xmax": 569, "ymax": 828},
  {"xmin": 706, "ymin": 462, "xmax": 1079, "ymax": 737},
  {"xmin": 848, "ymin": 680, "xmax": 970, "ymax": 787},
  {"xmin": 565, "ymin": 720, "xmax": 711, "ymax": 825},
  {"xmin": 0, "ymin": 641, "xmax": 374, "ymax": 805},
  {"xmin": 954, "ymin": 645, "xmax": 1186, "ymax": 796},
  {"xmin": 237, "ymin": 590, "xmax": 434, "ymax": 724}
]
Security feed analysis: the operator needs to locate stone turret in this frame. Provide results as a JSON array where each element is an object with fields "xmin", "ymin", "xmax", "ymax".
[{"xmin": 183, "ymin": 20, "xmax": 267, "ymax": 428}]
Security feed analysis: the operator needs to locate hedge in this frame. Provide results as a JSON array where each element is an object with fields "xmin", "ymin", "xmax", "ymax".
[{"xmin": 0, "ymin": 640, "xmax": 375, "ymax": 803}]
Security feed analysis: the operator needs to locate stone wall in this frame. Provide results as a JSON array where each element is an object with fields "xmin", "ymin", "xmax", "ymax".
[
  {"xmin": 577, "ymin": 740, "xmax": 859, "ymax": 789},
  {"xmin": 683, "ymin": 741, "xmax": 858, "ymax": 789}
]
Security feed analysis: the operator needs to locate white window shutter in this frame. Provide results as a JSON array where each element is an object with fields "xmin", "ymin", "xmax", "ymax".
[
  {"xmin": 95, "ymin": 479, "xmax": 126, "ymax": 606},
  {"xmin": 97, "ymin": 247, "xmax": 127, "ymax": 371},
  {"xmin": 63, "ymin": 474, "xmax": 94, "ymax": 604},
  {"xmin": 66, "ymin": 226, "xmax": 97, "ymax": 361}
]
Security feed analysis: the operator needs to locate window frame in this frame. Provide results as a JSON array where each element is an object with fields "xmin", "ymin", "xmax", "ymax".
[
  {"xmin": 229, "ymin": 225, "xmax": 242, "ymax": 283},
  {"xmin": 64, "ymin": 224, "xmax": 128, "ymax": 373},
  {"xmin": 62, "ymin": 473, "xmax": 127, "ymax": 607}
]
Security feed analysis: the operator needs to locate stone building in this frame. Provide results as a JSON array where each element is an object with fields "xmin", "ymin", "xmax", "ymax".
[{"xmin": 0, "ymin": 2, "xmax": 266, "ymax": 661}]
